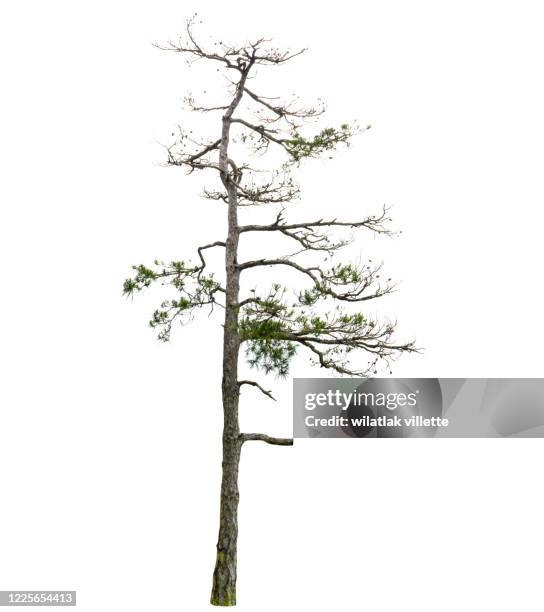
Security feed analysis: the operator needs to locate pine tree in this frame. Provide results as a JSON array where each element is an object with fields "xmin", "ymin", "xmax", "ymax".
[{"xmin": 124, "ymin": 17, "xmax": 416, "ymax": 606}]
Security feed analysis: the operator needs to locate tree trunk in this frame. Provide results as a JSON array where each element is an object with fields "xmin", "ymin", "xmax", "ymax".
[
  {"xmin": 210, "ymin": 73, "xmax": 248, "ymax": 605},
  {"xmin": 210, "ymin": 217, "xmax": 241, "ymax": 605},
  {"xmin": 211, "ymin": 111, "xmax": 242, "ymax": 604},
  {"xmin": 210, "ymin": 426, "xmax": 241, "ymax": 605}
]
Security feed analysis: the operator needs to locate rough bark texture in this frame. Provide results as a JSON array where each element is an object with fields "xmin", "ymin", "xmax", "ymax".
[
  {"xmin": 210, "ymin": 72, "xmax": 247, "ymax": 607},
  {"xmin": 210, "ymin": 428, "xmax": 241, "ymax": 606}
]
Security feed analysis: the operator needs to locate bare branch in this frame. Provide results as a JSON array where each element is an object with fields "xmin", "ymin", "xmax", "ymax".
[
  {"xmin": 239, "ymin": 433, "xmax": 293, "ymax": 446},
  {"xmin": 238, "ymin": 380, "xmax": 276, "ymax": 401},
  {"xmin": 157, "ymin": 18, "xmax": 306, "ymax": 79},
  {"xmin": 239, "ymin": 205, "xmax": 393, "ymax": 236},
  {"xmin": 196, "ymin": 241, "xmax": 226, "ymax": 278},
  {"xmin": 234, "ymin": 172, "xmax": 300, "ymax": 205},
  {"xmin": 244, "ymin": 86, "xmax": 325, "ymax": 127},
  {"xmin": 295, "ymin": 336, "xmax": 417, "ymax": 377},
  {"xmin": 239, "ymin": 256, "xmax": 318, "ymax": 277},
  {"xmin": 245, "ymin": 47, "xmax": 307, "ymax": 66},
  {"xmin": 185, "ymin": 94, "xmax": 230, "ymax": 113},
  {"xmin": 231, "ymin": 117, "xmax": 289, "ymax": 151},
  {"xmin": 165, "ymin": 137, "xmax": 222, "ymax": 173},
  {"xmin": 156, "ymin": 18, "xmax": 242, "ymax": 71}
]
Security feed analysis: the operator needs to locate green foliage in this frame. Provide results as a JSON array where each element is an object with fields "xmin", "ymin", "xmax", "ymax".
[
  {"xmin": 123, "ymin": 259, "xmax": 223, "ymax": 341},
  {"xmin": 239, "ymin": 298, "xmax": 297, "ymax": 376},
  {"xmin": 122, "ymin": 261, "xmax": 191, "ymax": 295},
  {"xmin": 123, "ymin": 252, "xmax": 391, "ymax": 374},
  {"xmin": 298, "ymin": 288, "xmax": 319, "ymax": 306},
  {"xmin": 285, "ymin": 123, "xmax": 357, "ymax": 162},
  {"xmin": 244, "ymin": 337, "xmax": 297, "ymax": 377},
  {"xmin": 238, "ymin": 279, "xmax": 372, "ymax": 376},
  {"xmin": 296, "ymin": 262, "xmax": 370, "ymax": 305},
  {"xmin": 331, "ymin": 263, "xmax": 362, "ymax": 284},
  {"xmin": 123, "ymin": 264, "xmax": 159, "ymax": 294},
  {"xmin": 239, "ymin": 317, "xmax": 288, "ymax": 340},
  {"xmin": 240, "ymin": 329, "xmax": 297, "ymax": 377}
]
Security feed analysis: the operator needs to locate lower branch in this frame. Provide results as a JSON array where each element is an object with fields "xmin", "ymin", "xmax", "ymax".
[
  {"xmin": 239, "ymin": 433, "xmax": 293, "ymax": 446},
  {"xmin": 238, "ymin": 379, "xmax": 276, "ymax": 401}
]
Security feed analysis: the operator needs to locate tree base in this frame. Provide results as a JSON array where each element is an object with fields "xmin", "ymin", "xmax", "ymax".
[
  {"xmin": 210, "ymin": 592, "xmax": 236, "ymax": 607},
  {"xmin": 210, "ymin": 550, "xmax": 237, "ymax": 606}
]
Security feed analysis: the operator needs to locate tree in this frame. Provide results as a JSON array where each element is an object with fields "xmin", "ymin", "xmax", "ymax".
[{"xmin": 124, "ymin": 17, "xmax": 416, "ymax": 606}]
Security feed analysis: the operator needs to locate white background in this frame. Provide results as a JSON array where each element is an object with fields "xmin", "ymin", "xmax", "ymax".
[{"xmin": 1, "ymin": 1, "xmax": 544, "ymax": 610}]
